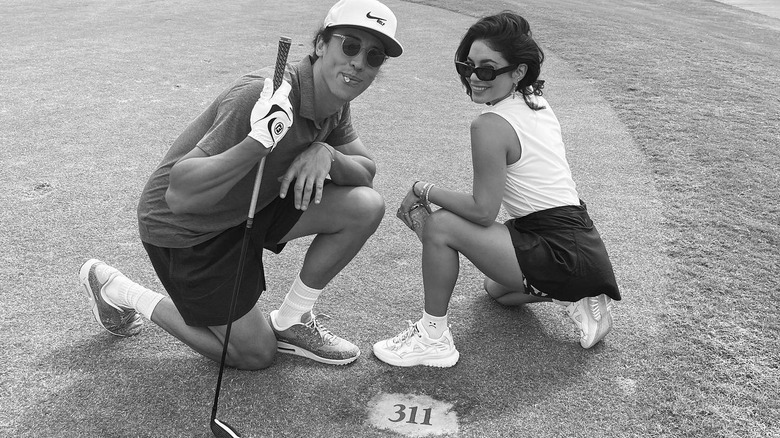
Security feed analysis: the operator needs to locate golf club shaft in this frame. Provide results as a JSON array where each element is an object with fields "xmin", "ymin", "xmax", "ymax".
[{"xmin": 210, "ymin": 36, "xmax": 292, "ymax": 431}]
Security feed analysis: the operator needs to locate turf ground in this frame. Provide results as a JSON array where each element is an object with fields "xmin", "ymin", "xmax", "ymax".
[{"xmin": 1, "ymin": 0, "xmax": 778, "ymax": 437}]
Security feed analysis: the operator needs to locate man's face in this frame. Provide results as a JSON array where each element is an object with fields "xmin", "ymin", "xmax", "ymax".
[{"xmin": 315, "ymin": 28, "xmax": 386, "ymax": 102}]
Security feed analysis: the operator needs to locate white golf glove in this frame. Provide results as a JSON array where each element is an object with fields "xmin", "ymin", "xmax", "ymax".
[{"xmin": 248, "ymin": 77, "xmax": 293, "ymax": 150}]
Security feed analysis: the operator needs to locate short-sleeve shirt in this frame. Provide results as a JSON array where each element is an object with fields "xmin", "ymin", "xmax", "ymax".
[{"xmin": 137, "ymin": 56, "xmax": 358, "ymax": 248}]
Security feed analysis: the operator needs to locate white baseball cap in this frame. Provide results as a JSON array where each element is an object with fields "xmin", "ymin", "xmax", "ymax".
[{"xmin": 324, "ymin": 0, "xmax": 403, "ymax": 57}]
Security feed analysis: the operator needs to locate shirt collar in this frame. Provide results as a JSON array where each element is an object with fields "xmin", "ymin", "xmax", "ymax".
[{"xmin": 296, "ymin": 55, "xmax": 317, "ymax": 123}]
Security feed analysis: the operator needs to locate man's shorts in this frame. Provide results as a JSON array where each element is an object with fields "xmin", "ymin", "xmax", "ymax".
[
  {"xmin": 142, "ymin": 194, "xmax": 304, "ymax": 327},
  {"xmin": 504, "ymin": 201, "xmax": 621, "ymax": 302}
]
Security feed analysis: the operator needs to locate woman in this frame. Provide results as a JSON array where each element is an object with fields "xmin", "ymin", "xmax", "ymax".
[{"xmin": 373, "ymin": 11, "xmax": 621, "ymax": 368}]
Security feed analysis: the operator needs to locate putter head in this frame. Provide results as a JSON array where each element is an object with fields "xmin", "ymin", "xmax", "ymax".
[{"xmin": 211, "ymin": 418, "xmax": 241, "ymax": 438}]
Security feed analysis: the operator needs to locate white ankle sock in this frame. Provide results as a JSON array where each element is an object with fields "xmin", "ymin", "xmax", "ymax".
[
  {"xmin": 274, "ymin": 274, "xmax": 322, "ymax": 330},
  {"xmin": 421, "ymin": 311, "xmax": 448, "ymax": 339},
  {"xmin": 107, "ymin": 273, "xmax": 164, "ymax": 320}
]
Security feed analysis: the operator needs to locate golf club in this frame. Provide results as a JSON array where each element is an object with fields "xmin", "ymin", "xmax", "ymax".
[{"xmin": 209, "ymin": 35, "xmax": 292, "ymax": 438}]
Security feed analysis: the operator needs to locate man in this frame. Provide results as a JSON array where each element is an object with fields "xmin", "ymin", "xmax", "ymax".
[{"xmin": 79, "ymin": 0, "xmax": 403, "ymax": 370}]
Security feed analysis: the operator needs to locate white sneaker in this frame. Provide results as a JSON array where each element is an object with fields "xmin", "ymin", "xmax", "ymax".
[
  {"xmin": 557, "ymin": 295, "xmax": 613, "ymax": 348},
  {"xmin": 373, "ymin": 320, "xmax": 459, "ymax": 368}
]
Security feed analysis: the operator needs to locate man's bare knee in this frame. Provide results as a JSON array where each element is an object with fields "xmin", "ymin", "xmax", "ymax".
[
  {"xmin": 349, "ymin": 187, "xmax": 385, "ymax": 228},
  {"xmin": 222, "ymin": 328, "xmax": 277, "ymax": 370},
  {"xmin": 227, "ymin": 344, "xmax": 276, "ymax": 370}
]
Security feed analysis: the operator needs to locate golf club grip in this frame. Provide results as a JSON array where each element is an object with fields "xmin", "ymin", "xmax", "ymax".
[
  {"xmin": 273, "ymin": 36, "xmax": 292, "ymax": 91},
  {"xmin": 246, "ymin": 36, "xmax": 292, "ymax": 221}
]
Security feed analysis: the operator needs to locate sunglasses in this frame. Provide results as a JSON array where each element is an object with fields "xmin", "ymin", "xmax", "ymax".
[
  {"xmin": 455, "ymin": 61, "xmax": 517, "ymax": 81},
  {"xmin": 332, "ymin": 33, "xmax": 387, "ymax": 68}
]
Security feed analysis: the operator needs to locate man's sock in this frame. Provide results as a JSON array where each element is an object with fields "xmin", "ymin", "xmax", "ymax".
[
  {"xmin": 273, "ymin": 274, "xmax": 322, "ymax": 330},
  {"xmin": 104, "ymin": 271, "xmax": 164, "ymax": 320},
  {"xmin": 421, "ymin": 311, "xmax": 448, "ymax": 339}
]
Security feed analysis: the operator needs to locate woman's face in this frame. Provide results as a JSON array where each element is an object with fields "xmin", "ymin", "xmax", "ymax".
[
  {"xmin": 315, "ymin": 28, "xmax": 385, "ymax": 102},
  {"xmin": 465, "ymin": 39, "xmax": 517, "ymax": 105}
]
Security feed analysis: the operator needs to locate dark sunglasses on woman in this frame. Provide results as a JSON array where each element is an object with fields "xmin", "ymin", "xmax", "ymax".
[
  {"xmin": 332, "ymin": 33, "xmax": 387, "ymax": 68},
  {"xmin": 455, "ymin": 61, "xmax": 517, "ymax": 81}
]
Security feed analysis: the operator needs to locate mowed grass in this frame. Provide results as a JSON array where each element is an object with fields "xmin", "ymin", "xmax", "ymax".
[
  {"xmin": 1, "ymin": 0, "xmax": 778, "ymax": 437},
  {"xmin": 410, "ymin": 0, "xmax": 780, "ymax": 435}
]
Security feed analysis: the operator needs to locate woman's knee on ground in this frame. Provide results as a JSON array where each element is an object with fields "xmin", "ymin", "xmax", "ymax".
[{"xmin": 484, "ymin": 277, "xmax": 512, "ymax": 299}]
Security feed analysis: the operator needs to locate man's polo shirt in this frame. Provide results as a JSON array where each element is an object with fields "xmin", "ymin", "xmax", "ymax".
[{"xmin": 138, "ymin": 56, "xmax": 358, "ymax": 248}]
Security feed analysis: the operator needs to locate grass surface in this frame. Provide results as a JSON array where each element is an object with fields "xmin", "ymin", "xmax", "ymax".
[{"xmin": 1, "ymin": 0, "xmax": 778, "ymax": 437}]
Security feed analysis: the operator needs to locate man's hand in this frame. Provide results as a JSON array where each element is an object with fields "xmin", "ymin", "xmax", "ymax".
[
  {"xmin": 248, "ymin": 78, "xmax": 293, "ymax": 150},
  {"xmin": 278, "ymin": 142, "xmax": 335, "ymax": 210}
]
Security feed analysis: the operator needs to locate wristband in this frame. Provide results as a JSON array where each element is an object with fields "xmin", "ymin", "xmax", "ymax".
[
  {"xmin": 314, "ymin": 142, "xmax": 336, "ymax": 162},
  {"xmin": 422, "ymin": 183, "xmax": 434, "ymax": 206}
]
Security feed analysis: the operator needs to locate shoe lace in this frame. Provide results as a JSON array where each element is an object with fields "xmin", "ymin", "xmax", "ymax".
[
  {"xmin": 391, "ymin": 320, "xmax": 419, "ymax": 345},
  {"xmin": 589, "ymin": 297, "xmax": 602, "ymax": 320},
  {"xmin": 305, "ymin": 313, "xmax": 338, "ymax": 344}
]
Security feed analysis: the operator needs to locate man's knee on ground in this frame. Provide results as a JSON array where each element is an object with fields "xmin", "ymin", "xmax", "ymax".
[{"xmin": 226, "ymin": 340, "xmax": 276, "ymax": 371}]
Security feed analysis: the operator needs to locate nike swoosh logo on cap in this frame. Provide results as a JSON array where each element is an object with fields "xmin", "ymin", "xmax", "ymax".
[{"xmin": 366, "ymin": 12, "xmax": 387, "ymax": 25}]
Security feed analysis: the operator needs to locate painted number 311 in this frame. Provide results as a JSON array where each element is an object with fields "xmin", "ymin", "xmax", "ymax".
[{"xmin": 388, "ymin": 404, "xmax": 433, "ymax": 426}]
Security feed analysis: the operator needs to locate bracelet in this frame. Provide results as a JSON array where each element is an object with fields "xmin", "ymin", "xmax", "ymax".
[
  {"xmin": 314, "ymin": 142, "xmax": 336, "ymax": 162},
  {"xmin": 422, "ymin": 183, "xmax": 434, "ymax": 206}
]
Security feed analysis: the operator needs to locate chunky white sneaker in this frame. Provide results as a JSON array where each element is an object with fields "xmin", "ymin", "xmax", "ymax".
[
  {"xmin": 557, "ymin": 294, "xmax": 613, "ymax": 348},
  {"xmin": 373, "ymin": 320, "xmax": 459, "ymax": 368},
  {"xmin": 79, "ymin": 259, "xmax": 143, "ymax": 337}
]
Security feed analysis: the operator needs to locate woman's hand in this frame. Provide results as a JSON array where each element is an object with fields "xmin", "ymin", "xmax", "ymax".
[{"xmin": 396, "ymin": 184, "xmax": 432, "ymax": 239}]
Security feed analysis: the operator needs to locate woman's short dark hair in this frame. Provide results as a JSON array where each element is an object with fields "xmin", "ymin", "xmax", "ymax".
[{"xmin": 455, "ymin": 11, "xmax": 546, "ymax": 110}]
